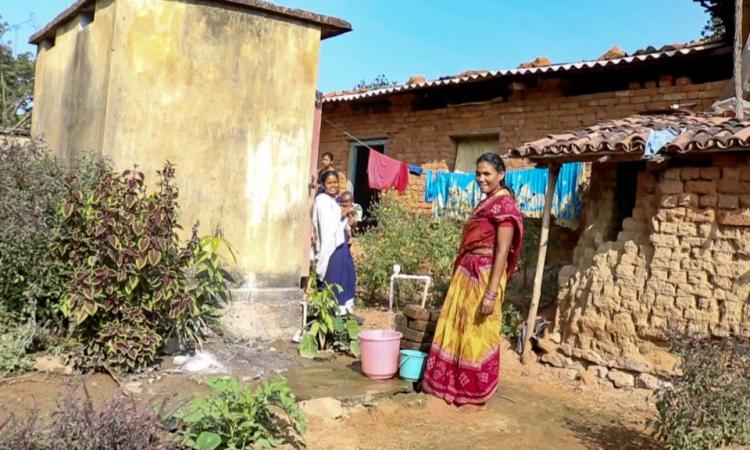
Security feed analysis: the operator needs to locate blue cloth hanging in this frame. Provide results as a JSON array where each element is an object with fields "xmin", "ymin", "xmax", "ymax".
[{"xmin": 409, "ymin": 164, "xmax": 423, "ymax": 176}]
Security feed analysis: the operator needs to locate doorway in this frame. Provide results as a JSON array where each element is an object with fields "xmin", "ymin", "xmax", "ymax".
[{"xmin": 349, "ymin": 139, "xmax": 387, "ymax": 216}]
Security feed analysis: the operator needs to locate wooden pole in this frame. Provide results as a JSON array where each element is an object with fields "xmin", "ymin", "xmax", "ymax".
[
  {"xmin": 735, "ymin": 0, "xmax": 744, "ymax": 119},
  {"xmin": 521, "ymin": 164, "xmax": 560, "ymax": 364}
]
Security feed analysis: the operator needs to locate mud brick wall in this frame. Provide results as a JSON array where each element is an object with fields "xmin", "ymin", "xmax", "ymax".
[{"xmin": 555, "ymin": 155, "xmax": 750, "ymax": 377}]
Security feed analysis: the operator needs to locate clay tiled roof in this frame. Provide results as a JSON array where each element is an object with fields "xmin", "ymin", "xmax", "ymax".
[
  {"xmin": 323, "ymin": 40, "xmax": 728, "ymax": 103},
  {"xmin": 509, "ymin": 111, "xmax": 750, "ymax": 160},
  {"xmin": 29, "ymin": 0, "xmax": 352, "ymax": 44}
]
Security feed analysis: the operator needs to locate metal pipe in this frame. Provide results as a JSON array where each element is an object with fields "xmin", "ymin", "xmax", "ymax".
[
  {"xmin": 387, "ymin": 264, "xmax": 433, "ymax": 313},
  {"xmin": 300, "ymin": 301, "xmax": 308, "ymax": 333}
]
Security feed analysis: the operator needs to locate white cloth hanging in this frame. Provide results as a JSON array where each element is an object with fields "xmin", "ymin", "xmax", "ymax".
[{"xmin": 312, "ymin": 193, "xmax": 347, "ymax": 279}]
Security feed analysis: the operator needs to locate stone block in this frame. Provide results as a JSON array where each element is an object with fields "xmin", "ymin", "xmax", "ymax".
[
  {"xmin": 636, "ymin": 373, "xmax": 667, "ymax": 390},
  {"xmin": 741, "ymin": 166, "xmax": 750, "ymax": 181},
  {"xmin": 222, "ymin": 288, "xmax": 303, "ymax": 341},
  {"xmin": 541, "ymin": 352, "xmax": 566, "ymax": 368},
  {"xmin": 658, "ymin": 180, "xmax": 684, "ymax": 194},
  {"xmin": 677, "ymin": 193, "xmax": 699, "ymax": 208},
  {"xmin": 579, "ymin": 371, "xmax": 598, "ymax": 386},
  {"xmin": 659, "ymin": 221, "xmax": 677, "ymax": 234},
  {"xmin": 301, "ymin": 397, "xmax": 344, "ymax": 421},
  {"xmin": 675, "ymin": 295, "xmax": 695, "ymax": 310},
  {"xmin": 686, "ymin": 180, "xmax": 717, "ymax": 194},
  {"xmin": 741, "ymin": 195, "xmax": 750, "ymax": 207},
  {"xmin": 669, "ymin": 270, "xmax": 688, "ymax": 284},
  {"xmin": 587, "ymin": 364, "xmax": 609, "ymax": 378},
  {"xmin": 723, "ymin": 166, "xmax": 741, "ymax": 180},
  {"xmin": 686, "ymin": 208, "xmax": 716, "ymax": 224},
  {"xmin": 607, "ymin": 369, "xmax": 635, "ymax": 388},
  {"xmin": 656, "ymin": 207, "xmax": 686, "ymax": 222},
  {"xmin": 680, "ymin": 167, "xmax": 701, "ymax": 181},
  {"xmin": 662, "ymin": 168, "xmax": 681, "ymax": 181},
  {"xmin": 699, "ymin": 167, "xmax": 721, "ymax": 180},
  {"xmin": 718, "ymin": 195, "xmax": 740, "ymax": 209},
  {"xmin": 401, "ymin": 327, "xmax": 434, "ymax": 344},
  {"xmin": 660, "ymin": 194, "xmax": 678, "ymax": 208},
  {"xmin": 718, "ymin": 179, "xmax": 744, "ymax": 194},
  {"xmin": 655, "ymin": 294, "xmax": 676, "ymax": 309},
  {"xmin": 650, "ymin": 234, "xmax": 679, "ymax": 247},
  {"xmin": 408, "ymin": 319, "xmax": 436, "ymax": 333},
  {"xmin": 574, "ymin": 348, "xmax": 609, "ymax": 367},
  {"xmin": 403, "ymin": 305, "xmax": 431, "ymax": 321},
  {"xmin": 536, "ymin": 337, "xmax": 559, "ymax": 354},
  {"xmin": 698, "ymin": 224, "xmax": 714, "ymax": 238},
  {"xmin": 700, "ymin": 195, "xmax": 718, "ymax": 208},
  {"xmin": 718, "ymin": 209, "xmax": 750, "ymax": 227},
  {"xmin": 651, "ymin": 268, "xmax": 668, "ymax": 281},
  {"xmin": 676, "ymin": 222, "xmax": 698, "ymax": 237}
]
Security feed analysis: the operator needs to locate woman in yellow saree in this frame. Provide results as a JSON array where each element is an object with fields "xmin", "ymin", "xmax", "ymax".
[{"xmin": 422, "ymin": 153, "xmax": 524, "ymax": 411}]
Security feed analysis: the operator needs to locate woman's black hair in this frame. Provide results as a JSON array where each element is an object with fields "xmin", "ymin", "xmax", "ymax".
[
  {"xmin": 319, "ymin": 170, "xmax": 339, "ymax": 185},
  {"xmin": 476, "ymin": 152, "xmax": 514, "ymax": 197},
  {"xmin": 321, "ymin": 152, "xmax": 334, "ymax": 160}
]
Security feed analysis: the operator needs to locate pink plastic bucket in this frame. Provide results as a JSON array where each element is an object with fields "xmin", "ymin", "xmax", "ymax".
[{"xmin": 358, "ymin": 330, "xmax": 403, "ymax": 380}]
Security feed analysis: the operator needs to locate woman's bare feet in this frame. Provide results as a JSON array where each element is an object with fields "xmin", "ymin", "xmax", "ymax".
[{"xmin": 456, "ymin": 403, "xmax": 485, "ymax": 414}]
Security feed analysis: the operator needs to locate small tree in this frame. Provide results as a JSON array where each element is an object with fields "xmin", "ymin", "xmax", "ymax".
[{"xmin": 0, "ymin": 16, "xmax": 35, "ymax": 129}]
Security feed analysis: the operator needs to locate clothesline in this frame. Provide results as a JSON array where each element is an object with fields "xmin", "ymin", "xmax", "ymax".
[{"xmin": 321, "ymin": 117, "xmax": 383, "ymax": 154}]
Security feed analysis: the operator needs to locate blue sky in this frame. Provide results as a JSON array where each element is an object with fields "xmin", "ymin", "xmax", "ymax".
[{"xmin": 1, "ymin": 0, "xmax": 710, "ymax": 92}]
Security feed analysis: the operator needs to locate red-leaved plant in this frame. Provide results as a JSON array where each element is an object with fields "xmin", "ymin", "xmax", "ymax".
[{"xmin": 53, "ymin": 163, "xmax": 232, "ymax": 372}]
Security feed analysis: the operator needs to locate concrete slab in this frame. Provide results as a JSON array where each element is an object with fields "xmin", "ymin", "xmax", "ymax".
[{"xmin": 285, "ymin": 356, "xmax": 413, "ymax": 406}]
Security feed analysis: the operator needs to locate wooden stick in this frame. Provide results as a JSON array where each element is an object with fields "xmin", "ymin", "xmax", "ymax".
[
  {"xmin": 521, "ymin": 164, "xmax": 560, "ymax": 364},
  {"xmin": 735, "ymin": 0, "xmax": 744, "ymax": 119}
]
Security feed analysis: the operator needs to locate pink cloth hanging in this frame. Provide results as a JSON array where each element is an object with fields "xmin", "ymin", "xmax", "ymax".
[{"xmin": 367, "ymin": 150, "xmax": 409, "ymax": 194}]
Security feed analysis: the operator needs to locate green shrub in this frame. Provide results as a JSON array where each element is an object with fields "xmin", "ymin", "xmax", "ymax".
[
  {"xmin": 0, "ymin": 140, "xmax": 64, "ymax": 323},
  {"xmin": 54, "ymin": 164, "xmax": 231, "ymax": 372},
  {"xmin": 356, "ymin": 192, "xmax": 462, "ymax": 306},
  {"xmin": 0, "ymin": 140, "xmax": 110, "ymax": 327},
  {"xmin": 174, "ymin": 376, "xmax": 306, "ymax": 450},
  {"xmin": 501, "ymin": 303, "xmax": 523, "ymax": 339},
  {"xmin": 0, "ymin": 317, "xmax": 35, "ymax": 378},
  {"xmin": 651, "ymin": 334, "xmax": 750, "ymax": 450}
]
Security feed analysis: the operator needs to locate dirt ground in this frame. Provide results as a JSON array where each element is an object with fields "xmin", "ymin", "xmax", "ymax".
[{"xmin": 0, "ymin": 308, "xmax": 660, "ymax": 450}]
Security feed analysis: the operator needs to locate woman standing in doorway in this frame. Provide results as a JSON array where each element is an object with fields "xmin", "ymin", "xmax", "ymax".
[
  {"xmin": 422, "ymin": 153, "xmax": 524, "ymax": 412},
  {"xmin": 313, "ymin": 171, "xmax": 357, "ymax": 314}
]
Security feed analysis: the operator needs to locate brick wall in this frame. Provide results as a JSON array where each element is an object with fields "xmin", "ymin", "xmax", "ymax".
[
  {"xmin": 320, "ymin": 78, "xmax": 727, "ymax": 174},
  {"xmin": 554, "ymin": 155, "xmax": 750, "ymax": 382}
]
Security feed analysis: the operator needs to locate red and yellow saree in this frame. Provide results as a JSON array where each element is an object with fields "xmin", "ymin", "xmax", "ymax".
[{"xmin": 422, "ymin": 190, "xmax": 524, "ymax": 405}]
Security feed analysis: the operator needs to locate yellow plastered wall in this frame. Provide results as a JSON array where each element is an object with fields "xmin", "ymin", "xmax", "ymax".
[{"xmin": 32, "ymin": 0, "xmax": 322, "ymax": 289}]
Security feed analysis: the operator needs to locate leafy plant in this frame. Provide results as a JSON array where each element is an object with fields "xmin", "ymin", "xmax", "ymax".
[
  {"xmin": 354, "ymin": 73, "xmax": 397, "ymax": 90},
  {"xmin": 650, "ymin": 333, "xmax": 750, "ymax": 450},
  {"xmin": 174, "ymin": 376, "xmax": 306, "ymax": 450},
  {"xmin": 0, "ymin": 16, "xmax": 35, "ymax": 129},
  {"xmin": 170, "ymin": 233, "xmax": 236, "ymax": 350},
  {"xmin": 299, "ymin": 278, "xmax": 360, "ymax": 359},
  {"xmin": 0, "ymin": 384, "xmax": 174, "ymax": 449},
  {"xmin": 355, "ymin": 192, "xmax": 462, "ymax": 307},
  {"xmin": 0, "ymin": 139, "xmax": 65, "ymax": 324},
  {"xmin": 53, "ymin": 163, "xmax": 231, "ymax": 372},
  {"xmin": 501, "ymin": 303, "xmax": 523, "ymax": 339},
  {"xmin": 0, "ymin": 316, "xmax": 35, "ymax": 378}
]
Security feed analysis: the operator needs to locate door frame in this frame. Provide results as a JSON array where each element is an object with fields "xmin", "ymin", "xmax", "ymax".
[{"xmin": 347, "ymin": 138, "xmax": 388, "ymax": 190}]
